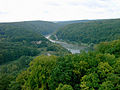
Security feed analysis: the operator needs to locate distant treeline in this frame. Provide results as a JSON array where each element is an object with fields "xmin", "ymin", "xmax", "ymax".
[{"xmin": 0, "ymin": 21, "xmax": 62, "ymax": 35}]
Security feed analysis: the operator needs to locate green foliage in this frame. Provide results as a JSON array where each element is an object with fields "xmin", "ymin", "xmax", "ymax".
[
  {"xmin": 49, "ymin": 55, "xmax": 75, "ymax": 90},
  {"xmin": 54, "ymin": 19, "xmax": 120, "ymax": 44},
  {"xmin": 113, "ymin": 58, "xmax": 120, "ymax": 74},
  {"xmin": 0, "ymin": 74, "xmax": 14, "ymax": 90},
  {"xmin": 80, "ymin": 73, "xmax": 100, "ymax": 90},
  {"xmin": 73, "ymin": 61, "xmax": 89, "ymax": 77},
  {"xmin": 0, "ymin": 21, "xmax": 70, "ymax": 65},
  {"xmin": 16, "ymin": 55, "xmax": 57, "ymax": 90},
  {"xmin": 15, "ymin": 39, "xmax": 120, "ymax": 90},
  {"xmin": 97, "ymin": 62, "xmax": 113, "ymax": 80},
  {"xmin": 56, "ymin": 83, "xmax": 73, "ymax": 90},
  {"xmin": 0, "ymin": 41, "xmax": 40, "ymax": 65},
  {"xmin": 0, "ymin": 56, "xmax": 33, "ymax": 74},
  {"xmin": 0, "ymin": 21, "xmax": 70, "ymax": 90},
  {"xmin": 99, "ymin": 81, "xmax": 114, "ymax": 90},
  {"xmin": 0, "ymin": 21, "xmax": 69, "ymax": 90},
  {"xmin": 0, "ymin": 56, "xmax": 33, "ymax": 90},
  {"xmin": 0, "ymin": 21, "xmax": 47, "ymax": 64},
  {"xmin": 106, "ymin": 73, "xmax": 120, "ymax": 89},
  {"xmin": 0, "ymin": 21, "xmax": 61, "ymax": 36},
  {"xmin": 1, "ymin": 19, "xmax": 120, "ymax": 90},
  {"xmin": 95, "ymin": 40, "xmax": 120, "ymax": 57}
]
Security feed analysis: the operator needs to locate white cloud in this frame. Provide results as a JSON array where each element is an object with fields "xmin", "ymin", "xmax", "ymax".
[{"xmin": 0, "ymin": 0, "xmax": 120, "ymax": 22}]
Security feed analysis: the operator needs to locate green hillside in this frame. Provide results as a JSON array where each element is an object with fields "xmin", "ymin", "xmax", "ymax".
[
  {"xmin": 0, "ymin": 20, "xmax": 61, "ymax": 35},
  {"xmin": 0, "ymin": 21, "xmax": 70, "ymax": 65},
  {"xmin": 53, "ymin": 19, "xmax": 120, "ymax": 44}
]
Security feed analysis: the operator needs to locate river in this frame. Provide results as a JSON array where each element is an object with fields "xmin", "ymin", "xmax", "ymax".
[{"xmin": 45, "ymin": 35, "xmax": 89, "ymax": 54}]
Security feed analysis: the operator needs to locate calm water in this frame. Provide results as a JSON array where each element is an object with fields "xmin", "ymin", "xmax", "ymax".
[{"xmin": 45, "ymin": 35, "xmax": 89, "ymax": 54}]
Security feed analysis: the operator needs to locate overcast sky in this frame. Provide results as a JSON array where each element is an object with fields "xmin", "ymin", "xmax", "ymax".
[{"xmin": 0, "ymin": 0, "xmax": 120, "ymax": 22}]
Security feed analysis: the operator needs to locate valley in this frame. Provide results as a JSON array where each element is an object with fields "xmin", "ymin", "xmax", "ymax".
[
  {"xmin": 0, "ymin": 19, "xmax": 120, "ymax": 90},
  {"xmin": 45, "ymin": 35, "xmax": 89, "ymax": 54}
]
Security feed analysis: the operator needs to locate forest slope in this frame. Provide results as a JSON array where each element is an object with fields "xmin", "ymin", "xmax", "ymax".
[
  {"xmin": 0, "ymin": 20, "xmax": 61, "ymax": 35},
  {"xmin": 0, "ymin": 22, "xmax": 69, "ymax": 65},
  {"xmin": 53, "ymin": 19, "xmax": 120, "ymax": 44}
]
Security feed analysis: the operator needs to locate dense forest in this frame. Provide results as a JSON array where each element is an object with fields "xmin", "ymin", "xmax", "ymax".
[
  {"xmin": 0, "ymin": 19, "xmax": 120, "ymax": 90},
  {"xmin": 1, "ymin": 39, "xmax": 119, "ymax": 90},
  {"xmin": 53, "ymin": 19, "xmax": 120, "ymax": 44}
]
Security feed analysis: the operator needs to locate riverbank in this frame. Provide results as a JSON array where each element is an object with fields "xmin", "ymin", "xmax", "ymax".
[{"xmin": 45, "ymin": 35, "xmax": 90, "ymax": 54}]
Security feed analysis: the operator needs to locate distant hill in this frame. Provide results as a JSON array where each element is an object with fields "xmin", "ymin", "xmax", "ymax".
[
  {"xmin": 0, "ymin": 20, "xmax": 61, "ymax": 35},
  {"xmin": 52, "ymin": 19, "xmax": 120, "ymax": 44},
  {"xmin": 0, "ymin": 22, "xmax": 48, "ymax": 42},
  {"xmin": 55, "ymin": 20, "xmax": 94, "ymax": 26}
]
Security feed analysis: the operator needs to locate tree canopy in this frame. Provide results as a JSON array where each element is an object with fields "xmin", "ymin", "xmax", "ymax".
[{"xmin": 13, "ymin": 40, "xmax": 120, "ymax": 90}]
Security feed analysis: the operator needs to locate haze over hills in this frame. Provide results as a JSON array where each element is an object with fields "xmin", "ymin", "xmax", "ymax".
[{"xmin": 55, "ymin": 20, "xmax": 96, "ymax": 26}]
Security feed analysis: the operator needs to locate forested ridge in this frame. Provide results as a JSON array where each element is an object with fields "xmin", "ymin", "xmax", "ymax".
[
  {"xmin": 53, "ymin": 19, "xmax": 120, "ymax": 44},
  {"xmin": 0, "ymin": 20, "xmax": 61, "ymax": 35},
  {"xmin": 55, "ymin": 20, "xmax": 93, "ymax": 26}
]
